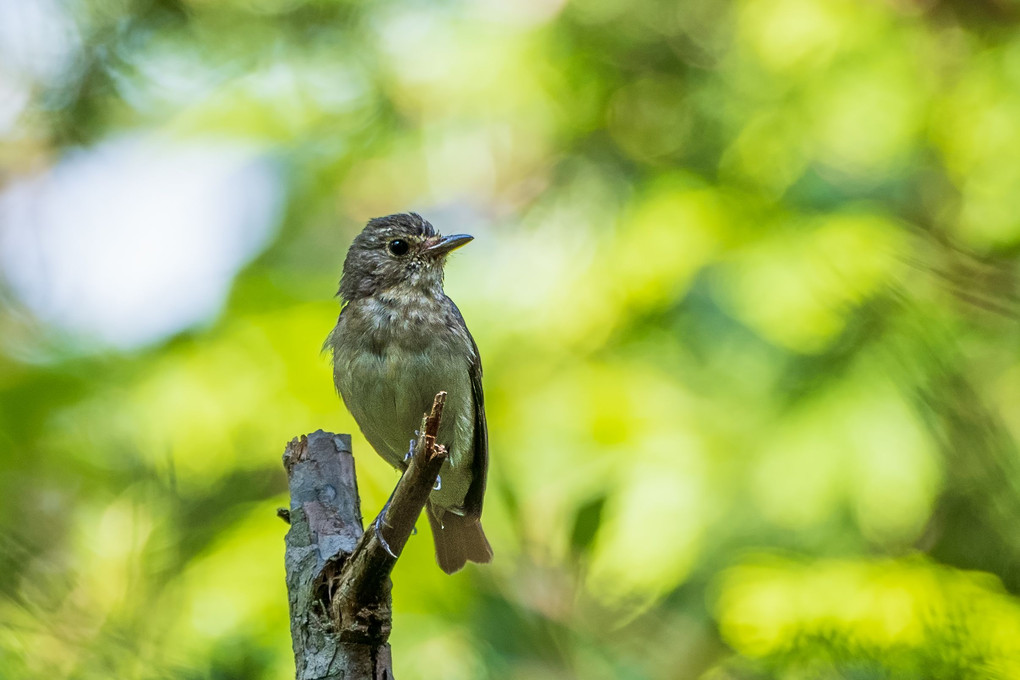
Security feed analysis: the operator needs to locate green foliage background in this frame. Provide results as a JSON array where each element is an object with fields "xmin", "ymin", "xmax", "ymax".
[{"xmin": 2, "ymin": 0, "xmax": 1020, "ymax": 678}]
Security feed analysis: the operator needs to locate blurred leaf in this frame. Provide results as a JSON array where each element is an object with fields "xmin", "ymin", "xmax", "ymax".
[{"xmin": 569, "ymin": 493, "xmax": 606, "ymax": 557}]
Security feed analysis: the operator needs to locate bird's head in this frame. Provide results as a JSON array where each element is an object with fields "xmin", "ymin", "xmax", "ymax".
[{"xmin": 338, "ymin": 213, "xmax": 473, "ymax": 301}]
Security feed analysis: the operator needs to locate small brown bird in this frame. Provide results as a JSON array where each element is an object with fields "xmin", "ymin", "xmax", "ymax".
[{"xmin": 325, "ymin": 213, "xmax": 492, "ymax": 573}]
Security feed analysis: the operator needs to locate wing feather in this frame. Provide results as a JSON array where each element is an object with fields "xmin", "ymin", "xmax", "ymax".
[{"xmin": 447, "ymin": 300, "xmax": 488, "ymax": 518}]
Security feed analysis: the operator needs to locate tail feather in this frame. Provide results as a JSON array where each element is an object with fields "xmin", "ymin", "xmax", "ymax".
[{"xmin": 427, "ymin": 504, "xmax": 493, "ymax": 574}]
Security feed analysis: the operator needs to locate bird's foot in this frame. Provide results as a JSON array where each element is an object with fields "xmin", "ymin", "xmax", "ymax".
[
  {"xmin": 373, "ymin": 502, "xmax": 398, "ymax": 559},
  {"xmin": 403, "ymin": 430, "xmax": 422, "ymax": 462}
]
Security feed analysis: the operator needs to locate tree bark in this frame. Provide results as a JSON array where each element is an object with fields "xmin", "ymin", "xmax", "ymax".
[{"xmin": 282, "ymin": 393, "xmax": 449, "ymax": 680}]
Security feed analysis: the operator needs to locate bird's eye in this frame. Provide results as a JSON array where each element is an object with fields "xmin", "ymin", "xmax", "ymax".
[{"xmin": 387, "ymin": 239, "xmax": 410, "ymax": 256}]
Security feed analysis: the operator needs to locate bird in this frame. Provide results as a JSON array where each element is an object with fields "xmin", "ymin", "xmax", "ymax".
[{"xmin": 324, "ymin": 212, "xmax": 493, "ymax": 574}]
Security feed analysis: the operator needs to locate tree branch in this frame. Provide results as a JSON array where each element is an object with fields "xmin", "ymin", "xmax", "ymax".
[{"xmin": 282, "ymin": 392, "xmax": 448, "ymax": 680}]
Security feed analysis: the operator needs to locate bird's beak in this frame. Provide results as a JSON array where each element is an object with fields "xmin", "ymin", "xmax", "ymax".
[{"xmin": 425, "ymin": 233, "xmax": 474, "ymax": 256}]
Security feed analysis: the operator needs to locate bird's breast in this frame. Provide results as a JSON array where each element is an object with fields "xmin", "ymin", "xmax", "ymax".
[{"xmin": 330, "ymin": 295, "xmax": 476, "ymax": 503}]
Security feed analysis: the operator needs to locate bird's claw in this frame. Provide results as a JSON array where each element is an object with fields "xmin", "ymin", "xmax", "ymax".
[
  {"xmin": 373, "ymin": 505, "xmax": 398, "ymax": 558},
  {"xmin": 403, "ymin": 430, "xmax": 423, "ymax": 462}
]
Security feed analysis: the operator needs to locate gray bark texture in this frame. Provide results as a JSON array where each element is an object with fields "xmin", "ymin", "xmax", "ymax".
[{"xmin": 282, "ymin": 393, "xmax": 449, "ymax": 680}]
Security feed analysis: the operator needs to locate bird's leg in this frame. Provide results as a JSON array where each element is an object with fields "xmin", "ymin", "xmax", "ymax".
[
  {"xmin": 373, "ymin": 510, "xmax": 397, "ymax": 558},
  {"xmin": 375, "ymin": 432, "xmax": 427, "ymax": 558},
  {"xmin": 432, "ymin": 443, "xmax": 445, "ymax": 490},
  {"xmin": 373, "ymin": 485, "xmax": 401, "ymax": 559},
  {"xmin": 403, "ymin": 430, "xmax": 421, "ymax": 463}
]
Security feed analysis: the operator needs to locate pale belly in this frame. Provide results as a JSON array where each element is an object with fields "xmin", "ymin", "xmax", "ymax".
[{"xmin": 336, "ymin": 344, "xmax": 476, "ymax": 511}]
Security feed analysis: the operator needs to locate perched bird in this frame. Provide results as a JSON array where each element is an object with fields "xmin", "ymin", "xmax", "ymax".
[{"xmin": 325, "ymin": 212, "xmax": 493, "ymax": 574}]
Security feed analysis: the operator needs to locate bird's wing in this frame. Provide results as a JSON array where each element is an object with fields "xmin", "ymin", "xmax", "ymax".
[{"xmin": 449, "ymin": 301, "xmax": 488, "ymax": 519}]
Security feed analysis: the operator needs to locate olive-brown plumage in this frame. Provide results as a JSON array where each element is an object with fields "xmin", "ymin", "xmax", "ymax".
[{"xmin": 325, "ymin": 213, "xmax": 492, "ymax": 573}]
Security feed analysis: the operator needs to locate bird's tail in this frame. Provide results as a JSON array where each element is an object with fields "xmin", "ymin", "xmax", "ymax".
[{"xmin": 426, "ymin": 503, "xmax": 493, "ymax": 574}]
